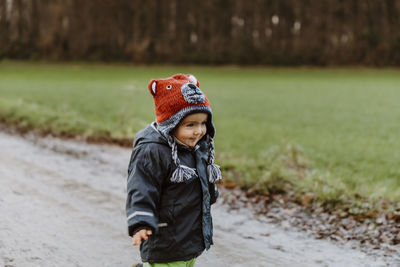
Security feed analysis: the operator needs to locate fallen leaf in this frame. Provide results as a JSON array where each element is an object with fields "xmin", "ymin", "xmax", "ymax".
[
  {"xmin": 223, "ymin": 181, "xmax": 237, "ymax": 189},
  {"xmin": 301, "ymin": 193, "xmax": 314, "ymax": 206}
]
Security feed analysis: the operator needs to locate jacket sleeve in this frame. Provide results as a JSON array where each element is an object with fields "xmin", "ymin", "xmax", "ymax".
[
  {"xmin": 126, "ymin": 143, "xmax": 170, "ymax": 236},
  {"xmin": 209, "ymin": 182, "xmax": 219, "ymax": 205}
]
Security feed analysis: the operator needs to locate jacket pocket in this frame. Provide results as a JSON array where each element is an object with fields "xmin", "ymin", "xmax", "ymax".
[
  {"xmin": 151, "ymin": 225, "xmax": 174, "ymax": 250},
  {"xmin": 150, "ymin": 205, "xmax": 175, "ymax": 250}
]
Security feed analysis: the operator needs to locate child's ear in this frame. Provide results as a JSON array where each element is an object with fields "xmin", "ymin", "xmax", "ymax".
[
  {"xmin": 188, "ymin": 74, "xmax": 199, "ymax": 87},
  {"xmin": 148, "ymin": 80, "xmax": 157, "ymax": 96}
]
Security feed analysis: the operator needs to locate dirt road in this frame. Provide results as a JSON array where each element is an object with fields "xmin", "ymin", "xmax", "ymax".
[{"xmin": 0, "ymin": 131, "xmax": 393, "ymax": 266}]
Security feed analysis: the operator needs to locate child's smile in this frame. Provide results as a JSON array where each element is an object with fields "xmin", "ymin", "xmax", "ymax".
[{"xmin": 173, "ymin": 113, "xmax": 208, "ymax": 147}]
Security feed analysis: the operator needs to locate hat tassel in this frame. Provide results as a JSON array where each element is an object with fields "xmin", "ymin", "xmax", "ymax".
[
  {"xmin": 207, "ymin": 163, "xmax": 222, "ymax": 183},
  {"xmin": 207, "ymin": 136, "xmax": 222, "ymax": 183},
  {"xmin": 171, "ymin": 165, "xmax": 197, "ymax": 183},
  {"xmin": 167, "ymin": 135, "xmax": 198, "ymax": 183}
]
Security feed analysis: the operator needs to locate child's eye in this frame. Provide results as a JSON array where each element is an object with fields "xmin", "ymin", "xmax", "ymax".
[
  {"xmin": 186, "ymin": 123, "xmax": 194, "ymax": 127},
  {"xmin": 166, "ymin": 85, "xmax": 172, "ymax": 90},
  {"xmin": 202, "ymin": 121, "xmax": 207, "ymax": 125}
]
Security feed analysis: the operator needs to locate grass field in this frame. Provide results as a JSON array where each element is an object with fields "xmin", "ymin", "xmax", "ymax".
[{"xmin": 1, "ymin": 61, "xmax": 400, "ymax": 205}]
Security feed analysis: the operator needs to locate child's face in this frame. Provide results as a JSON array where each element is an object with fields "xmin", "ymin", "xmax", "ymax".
[{"xmin": 173, "ymin": 113, "xmax": 208, "ymax": 147}]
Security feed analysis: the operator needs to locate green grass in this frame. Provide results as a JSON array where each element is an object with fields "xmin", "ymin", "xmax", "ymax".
[{"xmin": 1, "ymin": 61, "xmax": 400, "ymax": 204}]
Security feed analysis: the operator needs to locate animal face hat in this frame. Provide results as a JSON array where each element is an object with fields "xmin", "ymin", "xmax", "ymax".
[{"xmin": 149, "ymin": 73, "xmax": 221, "ymax": 183}]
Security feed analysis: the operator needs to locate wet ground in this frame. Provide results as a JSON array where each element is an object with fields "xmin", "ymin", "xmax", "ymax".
[{"xmin": 0, "ymin": 130, "xmax": 398, "ymax": 267}]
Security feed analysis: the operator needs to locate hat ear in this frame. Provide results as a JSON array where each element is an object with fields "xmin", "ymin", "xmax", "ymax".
[
  {"xmin": 188, "ymin": 74, "xmax": 199, "ymax": 87},
  {"xmin": 149, "ymin": 80, "xmax": 157, "ymax": 96}
]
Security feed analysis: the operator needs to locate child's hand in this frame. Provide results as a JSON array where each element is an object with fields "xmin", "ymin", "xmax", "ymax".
[{"xmin": 132, "ymin": 229, "xmax": 152, "ymax": 246}]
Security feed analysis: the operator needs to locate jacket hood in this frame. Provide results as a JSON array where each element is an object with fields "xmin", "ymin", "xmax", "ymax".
[
  {"xmin": 133, "ymin": 121, "xmax": 222, "ymax": 184},
  {"xmin": 133, "ymin": 122, "xmax": 169, "ymax": 148}
]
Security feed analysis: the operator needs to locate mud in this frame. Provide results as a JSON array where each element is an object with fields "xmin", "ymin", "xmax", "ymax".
[{"xmin": 0, "ymin": 130, "xmax": 397, "ymax": 267}]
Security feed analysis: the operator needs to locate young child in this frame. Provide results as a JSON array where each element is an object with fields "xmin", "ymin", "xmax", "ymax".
[{"xmin": 126, "ymin": 74, "xmax": 221, "ymax": 267}]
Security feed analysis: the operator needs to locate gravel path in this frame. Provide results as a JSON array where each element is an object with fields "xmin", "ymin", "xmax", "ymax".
[{"xmin": 0, "ymin": 131, "xmax": 395, "ymax": 267}]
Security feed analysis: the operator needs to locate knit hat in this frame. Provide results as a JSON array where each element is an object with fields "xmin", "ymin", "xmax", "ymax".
[{"xmin": 148, "ymin": 73, "xmax": 221, "ymax": 184}]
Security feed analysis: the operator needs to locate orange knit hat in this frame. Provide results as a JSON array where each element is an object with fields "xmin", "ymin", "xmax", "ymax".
[
  {"xmin": 148, "ymin": 74, "xmax": 221, "ymax": 183},
  {"xmin": 149, "ymin": 73, "xmax": 215, "ymax": 137}
]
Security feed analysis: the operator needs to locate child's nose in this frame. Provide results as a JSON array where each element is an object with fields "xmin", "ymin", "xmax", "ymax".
[{"xmin": 194, "ymin": 126, "xmax": 201, "ymax": 135}]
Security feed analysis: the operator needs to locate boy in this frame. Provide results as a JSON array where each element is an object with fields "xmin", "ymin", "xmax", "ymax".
[{"xmin": 126, "ymin": 74, "xmax": 221, "ymax": 267}]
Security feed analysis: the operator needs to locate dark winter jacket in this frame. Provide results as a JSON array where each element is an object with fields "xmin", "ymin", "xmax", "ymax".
[{"xmin": 126, "ymin": 123, "xmax": 218, "ymax": 263}]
